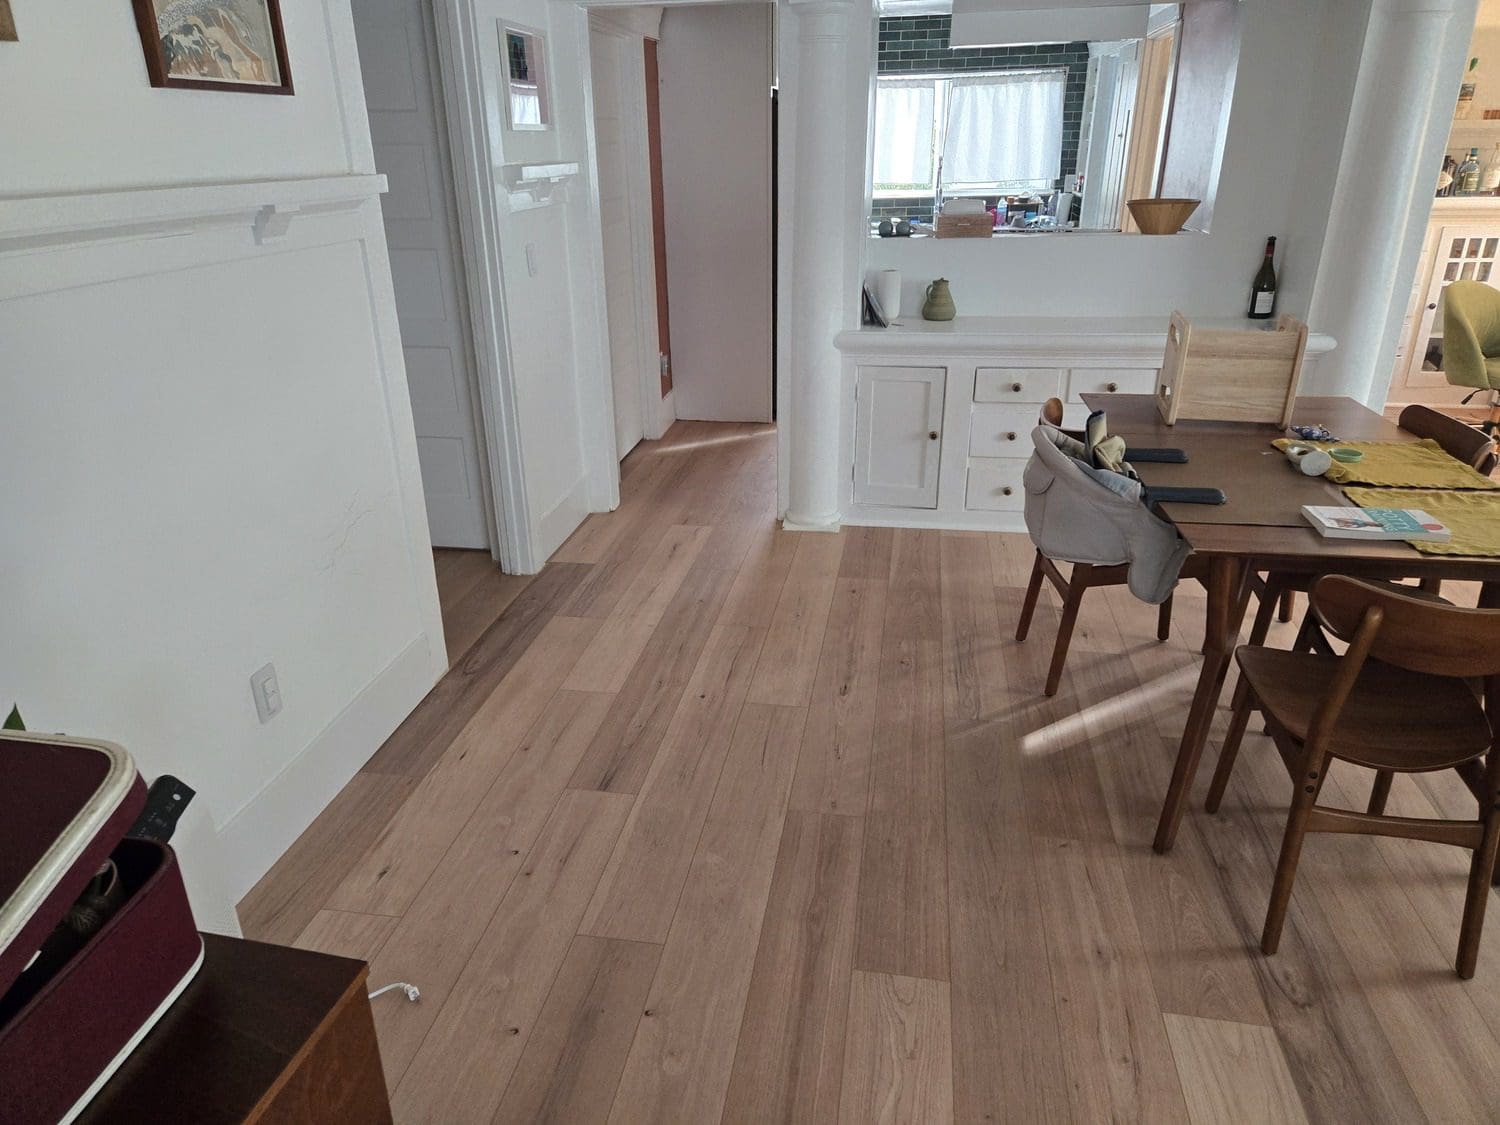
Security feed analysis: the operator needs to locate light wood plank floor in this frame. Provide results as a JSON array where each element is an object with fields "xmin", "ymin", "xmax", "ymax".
[{"xmin": 240, "ymin": 419, "xmax": 1500, "ymax": 1123}]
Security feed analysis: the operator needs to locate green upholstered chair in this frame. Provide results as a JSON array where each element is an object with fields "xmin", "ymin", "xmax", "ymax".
[{"xmin": 1442, "ymin": 280, "xmax": 1500, "ymax": 432}]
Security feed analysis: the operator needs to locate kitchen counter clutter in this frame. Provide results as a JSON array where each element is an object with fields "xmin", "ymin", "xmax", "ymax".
[{"xmin": 835, "ymin": 315, "xmax": 1337, "ymax": 532}]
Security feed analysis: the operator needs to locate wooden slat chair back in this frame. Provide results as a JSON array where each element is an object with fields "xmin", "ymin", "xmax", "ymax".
[
  {"xmin": 1397, "ymin": 403, "xmax": 1497, "ymax": 476},
  {"xmin": 1205, "ymin": 575, "xmax": 1500, "ymax": 977}
]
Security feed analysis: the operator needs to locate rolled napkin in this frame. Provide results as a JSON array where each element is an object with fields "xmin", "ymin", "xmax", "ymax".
[{"xmin": 1283, "ymin": 442, "xmax": 1332, "ymax": 477}]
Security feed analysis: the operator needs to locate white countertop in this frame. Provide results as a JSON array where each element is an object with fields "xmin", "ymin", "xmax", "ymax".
[{"xmin": 835, "ymin": 315, "xmax": 1338, "ymax": 359}]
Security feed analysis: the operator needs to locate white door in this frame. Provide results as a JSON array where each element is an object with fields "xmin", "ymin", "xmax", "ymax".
[
  {"xmin": 353, "ymin": 0, "xmax": 491, "ymax": 549},
  {"xmin": 590, "ymin": 25, "xmax": 649, "ymax": 460},
  {"xmin": 1079, "ymin": 43, "xmax": 1139, "ymax": 231},
  {"xmin": 853, "ymin": 366, "xmax": 946, "ymax": 508}
]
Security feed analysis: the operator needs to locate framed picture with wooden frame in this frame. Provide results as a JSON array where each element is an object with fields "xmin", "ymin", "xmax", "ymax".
[{"xmin": 131, "ymin": 0, "xmax": 294, "ymax": 95}]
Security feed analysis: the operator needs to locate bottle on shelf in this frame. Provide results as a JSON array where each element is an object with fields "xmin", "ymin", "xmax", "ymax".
[
  {"xmin": 1440, "ymin": 154, "xmax": 1458, "ymax": 197},
  {"xmin": 1482, "ymin": 143, "xmax": 1500, "ymax": 194},
  {"xmin": 1459, "ymin": 147, "xmax": 1483, "ymax": 195},
  {"xmin": 1248, "ymin": 236, "xmax": 1278, "ymax": 320},
  {"xmin": 1457, "ymin": 57, "xmax": 1480, "ymax": 120}
]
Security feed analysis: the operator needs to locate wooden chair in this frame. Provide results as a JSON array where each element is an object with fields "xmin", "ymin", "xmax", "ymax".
[
  {"xmin": 1258, "ymin": 404, "xmax": 1495, "ymax": 632},
  {"xmin": 1398, "ymin": 403, "xmax": 1497, "ymax": 475},
  {"xmin": 1017, "ymin": 399, "xmax": 1203, "ymax": 696},
  {"xmin": 1016, "ymin": 553, "xmax": 1177, "ymax": 696},
  {"xmin": 1204, "ymin": 576, "xmax": 1500, "ymax": 978}
]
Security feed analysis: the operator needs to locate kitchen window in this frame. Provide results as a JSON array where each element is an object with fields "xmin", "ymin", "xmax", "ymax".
[{"xmin": 872, "ymin": 69, "xmax": 1067, "ymax": 198}]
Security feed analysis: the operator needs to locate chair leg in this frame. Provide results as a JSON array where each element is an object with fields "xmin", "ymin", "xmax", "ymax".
[
  {"xmin": 1418, "ymin": 575, "xmax": 1443, "ymax": 597},
  {"xmin": 1366, "ymin": 770, "xmax": 1395, "ymax": 816},
  {"xmin": 1206, "ymin": 683, "xmax": 1255, "ymax": 814},
  {"xmin": 1247, "ymin": 577, "xmax": 1282, "ymax": 647},
  {"xmin": 1157, "ymin": 593, "xmax": 1174, "ymax": 642},
  {"xmin": 1262, "ymin": 748, "xmax": 1326, "ymax": 956},
  {"xmin": 1044, "ymin": 565, "xmax": 1089, "ymax": 698},
  {"xmin": 1278, "ymin": 589, "xmax": 1295, "ymax": 624},
  {"xmin": 1016, "ymin": 551, "xmax": 1046, "ymax": 643},
  {"xmin": 1458, "ymin": 806, "xmax": 1500, "ymax": 978}
]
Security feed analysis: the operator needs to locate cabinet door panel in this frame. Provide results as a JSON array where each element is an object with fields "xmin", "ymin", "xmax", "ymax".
[{"xmin": 854, "ymin": 366, "xmax": 946, "ymax": 508}]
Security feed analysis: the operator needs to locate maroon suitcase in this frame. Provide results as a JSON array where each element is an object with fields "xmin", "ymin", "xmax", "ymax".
[{"xmin": 0, "ymin": 732, "xmax": 203, "ymax": 1124}]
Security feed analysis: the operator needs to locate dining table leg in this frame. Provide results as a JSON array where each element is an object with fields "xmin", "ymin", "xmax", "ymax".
[{"xmin": 1153, "ymin": 554, "xmax": 1250, "ymax": 854}]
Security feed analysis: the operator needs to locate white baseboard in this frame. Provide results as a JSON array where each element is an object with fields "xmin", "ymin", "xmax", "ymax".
[
  {"xmin": 537, "ymin": 475, "xmax": 591, "ymax": 564},
  {"xmin": 217, "ymin": 634, "xmax": 442, "ymax": 901}
]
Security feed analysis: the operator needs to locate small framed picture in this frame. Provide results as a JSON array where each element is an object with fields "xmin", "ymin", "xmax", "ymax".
[
  {"xmin": 502, "ymin": 24, "xmax": 550, "ymax": 131},
  {"xmin": 132, "ymin": 0, "xmax": 294, "ymax": 95}
]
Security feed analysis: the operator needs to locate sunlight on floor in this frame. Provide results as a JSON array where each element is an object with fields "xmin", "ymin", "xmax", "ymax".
[
  {"xmin": 652, "ymin": 430, "xmax": 773, "ymax": 454},
  {"xmin": 1021, "ymin": 663, "xmax": 1200, "ymax": 756}
]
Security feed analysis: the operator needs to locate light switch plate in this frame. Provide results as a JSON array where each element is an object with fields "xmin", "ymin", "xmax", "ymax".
[{"xmin": 250, "ymin": 663, "xmax": 283, "ymax": 724}]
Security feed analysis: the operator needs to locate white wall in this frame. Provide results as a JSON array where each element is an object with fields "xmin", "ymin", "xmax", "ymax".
[
  {"xmin": 0, "ymin": 4, "xmax": 445, "ymax": 911},
  {"xmin": 0, "ymin": 5, "xmax": 367, "ymax": 192},
  {"xmin": 658, "ymin": 3, "xmax": 775, "ymax": 422},
  {"xmin": 864, "ymin": 0, "xmax": 1377, "ymax": 345}
]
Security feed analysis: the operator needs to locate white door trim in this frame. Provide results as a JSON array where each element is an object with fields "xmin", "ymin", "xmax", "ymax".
[
  {"xmin": 586, "ymin": 15, "xmax": 673, "ymax": 445},
  {"xmin": 432, "ymin": 0, "xmax": 539, "ymax": 574}
]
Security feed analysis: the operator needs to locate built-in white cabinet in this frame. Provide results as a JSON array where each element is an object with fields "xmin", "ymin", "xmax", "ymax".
[
  {"xmin": 1389, "ymin": 201, "xmax": 1500, "ymax": 409},
  {"xmin": 852, "ymin": 365, "xmax": 946, "ymax": 508},
  {"xmin": 836, "ymin": 316, "xmax": 1335, "ymax": 532}
]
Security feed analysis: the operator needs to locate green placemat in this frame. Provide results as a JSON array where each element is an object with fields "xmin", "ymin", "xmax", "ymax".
[
  {"xmin": 1343, "ymin": 487, "xmax": 1500, "ymax": 556},
  {"xmin": 1273, "ymin": 438, "xmax": 1499, "ymax": 489}
]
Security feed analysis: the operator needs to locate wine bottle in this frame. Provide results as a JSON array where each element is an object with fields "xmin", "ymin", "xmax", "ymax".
[
  {"xmin": 1459, "ymin": 147, "xmax": 1483, "ymax": 195},
  {"xmin": 1482, "ymin": 143, "xmax": 1500, "ymax": 194},
  {"xmin": 1248, "ymin": 236, "xmax": 1278, "ymax": 320}
]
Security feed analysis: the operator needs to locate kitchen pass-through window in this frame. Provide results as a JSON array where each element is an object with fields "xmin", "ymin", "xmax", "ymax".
[{"xmin": 872, "ymin": 69, "xmax": 1066, "ymax": 198}]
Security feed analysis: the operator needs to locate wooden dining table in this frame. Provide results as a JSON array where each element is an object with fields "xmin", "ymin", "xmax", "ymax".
[{"xmin": 1083, "ymin": 394, "xmax": 1500, "ymax": 854}]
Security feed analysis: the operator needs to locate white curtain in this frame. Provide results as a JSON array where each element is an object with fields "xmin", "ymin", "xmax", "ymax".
[
  {"xmin": 941, "ymin": 71, "xmax": 1065, "ymax": 189},
  {"xmin": 873, "ymin": 79, "xmax": 937, "ymax": 189}
]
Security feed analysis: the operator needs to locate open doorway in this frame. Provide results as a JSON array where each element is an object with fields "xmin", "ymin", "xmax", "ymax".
[
  {"xmin": 350, "ymin": 0, "xmax": 532, "ymax": 663},
  {"xmin": 349, "ymin": 0, "xmax": 497, "ymax": 556},
  {"xmin": 588, "ymin": 3, "xmax": 776, "ymax": 463}
]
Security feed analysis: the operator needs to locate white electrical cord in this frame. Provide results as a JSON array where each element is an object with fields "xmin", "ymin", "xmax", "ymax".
[{"xmin": 368, "ymin": 981, "xmax": 421, "ymax": 1002}]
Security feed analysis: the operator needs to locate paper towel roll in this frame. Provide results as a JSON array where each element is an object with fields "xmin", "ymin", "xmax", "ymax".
[{"xmin": 875, "ymin": 269, "xmax": 901, "ymax": 319}]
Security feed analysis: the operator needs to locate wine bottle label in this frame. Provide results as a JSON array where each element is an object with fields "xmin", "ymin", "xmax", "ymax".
[{"xmin": 1253, "ymin": 291, "xmax": 1275, "ymax": 314}]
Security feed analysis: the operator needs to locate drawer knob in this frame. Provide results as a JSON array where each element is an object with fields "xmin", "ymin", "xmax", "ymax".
[
  {"xmin": 1107, "ymin": 381, "xmax": 1119, "ymax": 393},
  {"xmin": 1002, "ymin": 486, "xmax": 1013, "ymax": 496},
  {"xmin": 1006, "ymin": 431, "xmax": 1017, "ymax": 441},
  {"xmin": 1011, "ymin": 382, "xmax": 1023, "ymax": 393},
  {"xmin": 929, "ymin": 430, "xmax": 939, "ymax": 440}
]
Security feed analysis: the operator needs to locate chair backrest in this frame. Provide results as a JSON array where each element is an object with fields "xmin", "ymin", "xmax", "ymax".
[
  {"xmin": 1398, "ymin": 403, "xmax": 1497, "ymax": 474},
  {"xmin": 1311, "ymin": 575, "xmax": 1500, "ymax": 679},
  {"xmin": 1441, "ymin": 280, "xmax": 1500, "ymax": 391}
]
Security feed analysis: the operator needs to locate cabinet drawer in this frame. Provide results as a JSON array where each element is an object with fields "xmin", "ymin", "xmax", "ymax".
[
  {"xmin": 966, "ymin": 459, "xmax": 1027, "ymax": 511},
  {"xmin": 969, "ymin": 404, "xmax": 1037, "ymax": 458},
  {"xmin": 974, "ymin": 367, "xmax": 1064, "ymax": 404},
  {"xmin": 1066, "ymin": 367, "xmax": 1159, "ymax": 403}
]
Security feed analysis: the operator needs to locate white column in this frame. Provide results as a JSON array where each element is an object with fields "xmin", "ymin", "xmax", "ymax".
[
  {"xmin": 784, "ymin": 0, "xmax": 860, "ymax": 531},
  {"xmin": 1308, "ymin": 0, "xmax": 1473, "ymax": 405}
]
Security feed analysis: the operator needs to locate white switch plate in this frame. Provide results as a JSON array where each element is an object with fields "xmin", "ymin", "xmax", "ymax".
[{"xmin": 250, "ymin": 663, "xmax": 283, "ymax": 724}]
